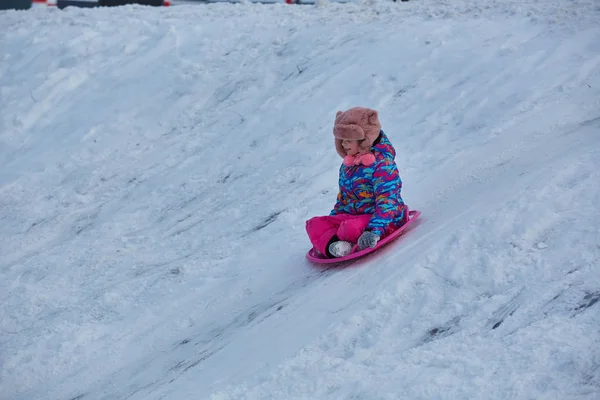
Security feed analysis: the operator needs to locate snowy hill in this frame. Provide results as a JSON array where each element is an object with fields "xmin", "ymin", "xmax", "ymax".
[{"xmin": 1, "ymin": 1, "xmax": 600, "ymax": 399}]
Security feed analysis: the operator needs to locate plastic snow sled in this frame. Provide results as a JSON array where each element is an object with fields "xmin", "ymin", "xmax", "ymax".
[{"xmin": 306, "ymin": 208, "xmax": 422, "ymax": 264}]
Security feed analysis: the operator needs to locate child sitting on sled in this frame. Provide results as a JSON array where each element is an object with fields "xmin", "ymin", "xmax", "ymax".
[{"xmin": 306, "ymin": 106, "xmax": 406, "ymax": 258}]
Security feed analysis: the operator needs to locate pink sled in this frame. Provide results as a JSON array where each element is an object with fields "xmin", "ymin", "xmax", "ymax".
[{"xmin": 306, "ymin": 207, "xmax": 422, "ymax": 264}]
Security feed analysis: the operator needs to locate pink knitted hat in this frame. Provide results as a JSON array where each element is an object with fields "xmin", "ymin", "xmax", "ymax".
[{"xmin": 333, "ymin": 107, "xmax": 381, "ymax": 158}]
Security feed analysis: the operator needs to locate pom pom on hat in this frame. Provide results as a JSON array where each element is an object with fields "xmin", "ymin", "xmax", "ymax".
[{"xmin": 343, "ymin": 153, "xmax": 376, "ymax": 166}]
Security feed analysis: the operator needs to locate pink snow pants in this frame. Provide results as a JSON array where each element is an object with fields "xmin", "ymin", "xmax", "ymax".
[{"xmin": 305, "ymin": 214, "xmax": 372, "ymax": 257}]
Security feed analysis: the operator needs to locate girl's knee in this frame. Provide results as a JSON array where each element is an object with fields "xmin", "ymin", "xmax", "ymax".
[{"xmin": 338, "ymin": 220, "xmax": 363, "ymax": 242}]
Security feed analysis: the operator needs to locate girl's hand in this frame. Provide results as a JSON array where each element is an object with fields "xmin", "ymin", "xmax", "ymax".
[{"xmin": 358, "ymin": 231, "xmax": 380, "ymax": 249}]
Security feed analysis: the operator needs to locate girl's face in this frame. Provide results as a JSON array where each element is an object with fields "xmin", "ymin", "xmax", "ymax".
[{"xmin": 342, "ymin": 139, "xmax": 360, "ymax": 156}]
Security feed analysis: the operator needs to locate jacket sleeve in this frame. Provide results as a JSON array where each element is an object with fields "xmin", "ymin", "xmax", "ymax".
[
  {"xmin": 329, "ymin": 191, "xmax": 343, "ymax": 215},
  {"xmin": 366, "ymin": 159, "xmax": 403, "ymax": 237},
  {"xmin": 329, "ymin": 165, "xmax": 345, "ymax": 215}
]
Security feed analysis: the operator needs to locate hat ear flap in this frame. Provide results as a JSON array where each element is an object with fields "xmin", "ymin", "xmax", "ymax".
[
  {"xmin": 358, "ymin": 140, "xmax": 372, "ymax": 155},
  {"xmin": 335, "ymin": 138, "xmax": 346, "ymax": 158}
]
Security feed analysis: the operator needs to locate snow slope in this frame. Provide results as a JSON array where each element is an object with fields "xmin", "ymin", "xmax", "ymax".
[{"xmin": 1, "ymin": 1, "xmax": 600, "ymax": 399}]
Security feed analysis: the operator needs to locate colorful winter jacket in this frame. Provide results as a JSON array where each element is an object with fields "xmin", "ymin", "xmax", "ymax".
[{"xmin": 330, "ymin": 131, "xmax": 405, "ymax": 237}]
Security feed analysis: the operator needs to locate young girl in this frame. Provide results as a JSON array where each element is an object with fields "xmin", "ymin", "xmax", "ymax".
[{"xmin": 306, "ymin": 106, "xmax": 406, "ymax": 258}]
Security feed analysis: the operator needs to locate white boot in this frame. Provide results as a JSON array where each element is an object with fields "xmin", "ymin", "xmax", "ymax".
[{"xmin": 328, "ymin": 240, "xmax": 353, "ymax": 258}]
